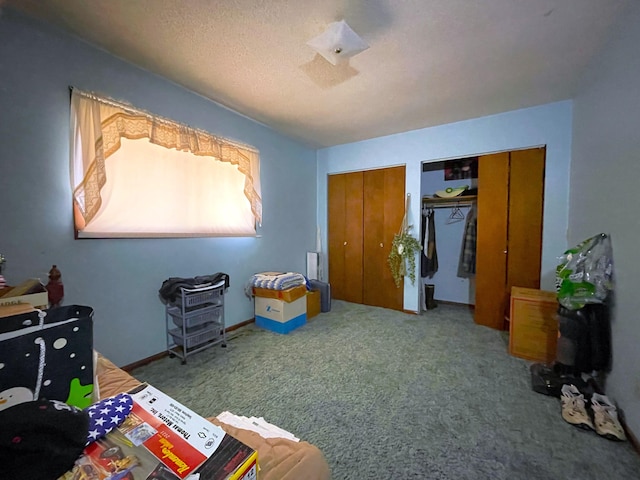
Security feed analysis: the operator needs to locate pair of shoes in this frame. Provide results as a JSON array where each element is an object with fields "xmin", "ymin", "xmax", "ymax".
[
  {"xmin": 560, "ymin": 384, "xmax": 627, "ymax": 441},
  {"xmin": 561, "ymin": 384, "xmax": 594, "ymax": 430},
  {"xmin": 591, "ymin": 393, "xmax": 627, "ymax": 441}
]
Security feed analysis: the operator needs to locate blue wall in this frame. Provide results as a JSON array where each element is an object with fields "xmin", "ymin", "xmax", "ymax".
[
  {"xmin": 0, "ymin": 10, "xmax": 317, "ymax": 366},
  {"xmin": 570, "ymin": 1, "xmax": 640, "ymax": 437},
  {"xmin": 420, "ymin": 168, "xmax": 476, "ymax": 306},
  {"xmin": 318, "ymin": 101, "xmax": 573, "ymax": 312}
]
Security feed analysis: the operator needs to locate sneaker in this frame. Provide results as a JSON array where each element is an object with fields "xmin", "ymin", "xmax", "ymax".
[
  {"xmin": 591, "ymin": 393, "xmax": 626, "ymax": 441},
  {"xmin": 560, "ymin": 384, "xmax": 594, "ymax": 430}
]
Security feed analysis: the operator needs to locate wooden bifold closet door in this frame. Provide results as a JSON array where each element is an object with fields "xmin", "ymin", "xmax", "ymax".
[
  {"xmin": 475, "ymin": 147, "xmax": 545, "ymax": 329},
  {"xmin": 328, "ymin": 166, "xmax": 405, "ymax": 311},
  {"xmin": 328, "ymin": 172, "xmax": 364, "ymax": 304}
]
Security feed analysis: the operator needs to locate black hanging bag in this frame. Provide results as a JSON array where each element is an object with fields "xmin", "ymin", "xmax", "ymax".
[{"xmin": 0, "ymin": 305, "xmax": 94, "ymax": 409}]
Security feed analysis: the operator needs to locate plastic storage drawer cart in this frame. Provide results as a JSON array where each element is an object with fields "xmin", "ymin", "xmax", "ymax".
[{"xmin": 165, "ymin": 281, "xmax": 226, "ymax": 364}]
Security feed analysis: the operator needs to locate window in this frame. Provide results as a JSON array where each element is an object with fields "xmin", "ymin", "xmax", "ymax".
[{"xmin": 70, "ymin": 89, "xmax": 262, "ymax": 238}]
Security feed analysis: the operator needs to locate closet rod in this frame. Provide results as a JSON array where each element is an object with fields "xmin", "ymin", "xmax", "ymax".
[{"xmin": 422, "ymin": 195, "xmax": 477, "ymax": 208}]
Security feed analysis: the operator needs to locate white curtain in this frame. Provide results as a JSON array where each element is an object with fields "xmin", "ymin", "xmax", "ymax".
[{"xmin": 70, "ymin": 89, "xmax": 262, "ymax": 237}]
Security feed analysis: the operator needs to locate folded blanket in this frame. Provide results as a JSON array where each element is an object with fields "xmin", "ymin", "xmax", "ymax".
[{"xmin": 249, "ymin": 272, "xmax": 306, "ymax": 290}]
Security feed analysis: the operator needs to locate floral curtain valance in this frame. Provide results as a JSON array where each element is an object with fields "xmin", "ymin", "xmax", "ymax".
[{"xmin": 70, "ymin": 89, "xmax": 262, "ymax": 228}]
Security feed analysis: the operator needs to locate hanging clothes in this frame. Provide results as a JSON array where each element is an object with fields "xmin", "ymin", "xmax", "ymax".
[
  {"xmin": 421, "ymin": 207, "xmax": 427, "ymax": 277},
  {"xmin": 457, "ymin": 204, "xmax": 477, "ymax": 277},
  {"xmin": 421, "ymin": 207, "xmax": 438, "ymax": 278}
]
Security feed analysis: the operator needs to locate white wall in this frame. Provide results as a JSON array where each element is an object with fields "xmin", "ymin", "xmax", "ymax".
[
  {"xmin": 318, "ymin": 101, "xmax": 572, "ymax": 313},
  {"xmin": 570, "ymin": 2, "xmax": 640, "ymax": 437}
]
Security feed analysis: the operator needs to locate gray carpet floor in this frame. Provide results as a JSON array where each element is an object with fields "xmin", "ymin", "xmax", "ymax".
[{"xmin": 131, "ymin": 300, "xmax": 640, "ymax": 479}]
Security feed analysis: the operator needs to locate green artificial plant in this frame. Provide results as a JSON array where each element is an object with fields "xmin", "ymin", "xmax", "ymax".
[{"xmin": 388, "ymin": 225, "xmax": 422, "ymax": 288}]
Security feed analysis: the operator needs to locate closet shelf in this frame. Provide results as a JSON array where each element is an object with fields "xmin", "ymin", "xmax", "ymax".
[{"xmin": 422, "ymin": 195, "xmax": 477, "ymax": 207}]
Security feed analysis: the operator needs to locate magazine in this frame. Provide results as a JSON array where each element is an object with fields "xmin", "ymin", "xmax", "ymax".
[{"xmin": 60, "ymin": 384, "xmax": 256, "ymax": 480}]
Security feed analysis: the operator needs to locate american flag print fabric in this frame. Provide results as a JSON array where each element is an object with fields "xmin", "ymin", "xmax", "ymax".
[{"xmin": 84, "ymin": 392, "xmax": 133, "ymax": 445}]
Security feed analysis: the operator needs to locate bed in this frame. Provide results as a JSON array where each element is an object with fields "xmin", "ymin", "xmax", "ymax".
[{"xmin": 95, "ymin": 353, "xmax": 331, "ymax": 480}]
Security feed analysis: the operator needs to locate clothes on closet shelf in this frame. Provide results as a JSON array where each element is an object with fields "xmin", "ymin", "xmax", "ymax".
[
  {"xmin": 421, "ymin": 207, "xmax": 438, "ymax": 278},
  {"xmin": 457, "ymin": 204, "xmax": 477, "ymax": 278}
]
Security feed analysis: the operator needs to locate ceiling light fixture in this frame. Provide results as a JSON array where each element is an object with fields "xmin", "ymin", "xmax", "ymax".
[{"xmin": 306, "ymin": 20, "xmax": 369, "ymax": 66}]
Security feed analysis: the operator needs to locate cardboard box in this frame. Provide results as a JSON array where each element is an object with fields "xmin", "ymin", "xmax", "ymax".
[
  {"xmin": 255, "ymin": 295, "xmax": 306, "ymax": 322},
  {"xmin": 307, "ymin": 289, "xmax": 321, "ymax": 320},
  {"xmin": 255, "ymin": 315, "xmax": 305, "ymax": 335},
  {"xmin": 255, "ymin": 295, "xmax": 306, "ymax": 334},
  {"xmin": 0, "ymin": 278, "xmax": 48, "ymax": 308},
  {"xmin": 509, "ymin": 287, "xmax": 559, "ymax": 363},
  {"xmin": 252, "ymin": 284, "xmax": 307, "ymax": 302},
  {"xmin": 0, "ymin": 303, "xmax": 35, "ymax": 318}
]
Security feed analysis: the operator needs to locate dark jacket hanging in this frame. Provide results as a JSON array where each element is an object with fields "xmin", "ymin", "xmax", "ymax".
[
  {"xmin": 457, "ymin": 205, "xmax": 477, "ymax": 277},
  {"xmin": 421, "ymin": 208, "xmax": 438, "ymax": 278}
]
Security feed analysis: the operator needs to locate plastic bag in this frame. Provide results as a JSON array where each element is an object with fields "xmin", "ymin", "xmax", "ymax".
[{"xmin": 555, "ymin": 233, "xmax": 613, "ymax": 309}]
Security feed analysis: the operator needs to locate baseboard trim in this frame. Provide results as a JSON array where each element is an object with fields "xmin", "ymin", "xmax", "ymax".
[
  {"xmin": 421, "ymin": 300, "xmax": 475, "ymax": 312},
  {"xmin": 230, "ymin": 318, "xmax": 255, "ymax": 330},
  {"xmin": 122, "ymin": 351, "xmax": 168, "ymax": 372},
  {"xmin": 121, "ymin": 317, "xmax": 256, "ymax": 372},
  {"xmin": 437, "ymin": 299, "xmax": 475, "ymax": 309}
]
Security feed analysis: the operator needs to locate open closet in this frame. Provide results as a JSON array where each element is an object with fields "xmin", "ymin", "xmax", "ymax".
[{"xmin": 421, "ymin": 147, "xmax": 545, "ymax": 330}]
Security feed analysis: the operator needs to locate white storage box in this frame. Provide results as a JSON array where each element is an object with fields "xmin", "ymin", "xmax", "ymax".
[
  {"xmin": 255, "ymin": 295, "xmax": 306, "ymax": 334},
  {"xmin": 255, "ymin": 295, "xmax": 306, "ymax": 322}
]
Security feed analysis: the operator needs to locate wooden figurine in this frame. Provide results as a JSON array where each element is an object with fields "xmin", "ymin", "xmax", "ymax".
[{"xmin": 46, "ymin": 264, "xmax": 64, "ymax": 308}]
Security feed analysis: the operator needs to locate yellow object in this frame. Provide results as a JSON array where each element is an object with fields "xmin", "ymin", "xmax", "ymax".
[
  {"xmin": 434, "ymin": 186, "xmax": 468, "ymax": 198},
  {"xmin": 228, "ymin": 449, "xmax": 259, "ymax": 480}
]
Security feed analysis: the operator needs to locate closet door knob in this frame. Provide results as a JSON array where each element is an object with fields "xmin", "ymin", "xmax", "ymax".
[
  {"xmin": 503, "ymin": 250, "xmax": 508, "ymax": 254},
  {"xmin": 344, "ymin": 241, "xmax": 348, "ymax": 246},
  {"xmin": 380, "ymin": 243, "xmax": 384, "ymax": 248}
]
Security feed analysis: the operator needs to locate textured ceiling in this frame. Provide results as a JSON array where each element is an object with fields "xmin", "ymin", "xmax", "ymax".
[{"xmin": 6, "ymin": 0, "xmax": 630, "ymax": 148}]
